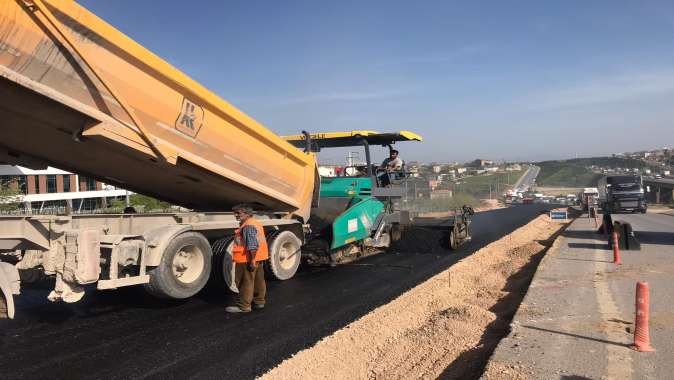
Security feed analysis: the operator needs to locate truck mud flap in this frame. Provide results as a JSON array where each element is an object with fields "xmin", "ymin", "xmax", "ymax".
[{"xmin": 0, "ymin": 262, "xmax": 20, "ymax": 319}]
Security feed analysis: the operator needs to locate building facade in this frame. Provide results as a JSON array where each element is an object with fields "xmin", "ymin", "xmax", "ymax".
[{"xmin": 0, "ymin": 165, "xmax": 128, "ymax": 213}]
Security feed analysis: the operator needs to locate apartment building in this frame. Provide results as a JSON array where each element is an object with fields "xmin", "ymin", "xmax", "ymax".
[{"xmin": 0, "ymin": 165, "xmax": 127, "ymax": 213}]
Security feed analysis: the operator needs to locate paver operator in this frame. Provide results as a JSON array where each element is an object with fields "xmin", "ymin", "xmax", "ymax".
[
  {"xmin": 380, "ymin": 149, "xmax": 403, "ymax": 171},
  {"xmin": 226, "ymin": 204, "xmax": 269, "ymax": 313},
  {"xmin": 378, "ymin": 149, "xmax": 403, "ymax": 186}
]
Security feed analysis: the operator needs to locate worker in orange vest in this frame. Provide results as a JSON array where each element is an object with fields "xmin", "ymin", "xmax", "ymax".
[{"xmin": 226, "ymin": 204, "xmax": 269, "ymax": 313}]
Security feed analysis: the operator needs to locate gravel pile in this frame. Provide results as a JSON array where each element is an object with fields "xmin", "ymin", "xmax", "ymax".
[{"xmin": 260, "ymin": 214, "xmax": 567, "ymax": 380}]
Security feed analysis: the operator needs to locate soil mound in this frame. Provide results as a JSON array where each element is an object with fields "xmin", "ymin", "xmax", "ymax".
[{"xmin": 260, "ymin": 215, "xmax": 567, "ymax": 380}]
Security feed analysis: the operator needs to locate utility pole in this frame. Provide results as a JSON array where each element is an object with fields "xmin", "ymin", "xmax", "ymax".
[{"xmin": 347, "ymin": 152, "xmax": 360, "ymax": 167}]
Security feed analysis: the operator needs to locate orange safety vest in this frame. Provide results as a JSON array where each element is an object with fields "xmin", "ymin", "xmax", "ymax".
[{"xmin": 232, "ymin": 218, "xmax": 269, "ymax": 263}]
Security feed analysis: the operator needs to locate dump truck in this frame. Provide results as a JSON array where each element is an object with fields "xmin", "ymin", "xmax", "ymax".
[
  {"xmin": 0, "ymin": 1, "xmax": 469, "ymax": 319},
  {"xmin": 0, "ymin": 0, "xmax": 318, "ymax": 318},
  {"xmin": 598, "ymin": 175, "xmax": 647, "ymax": 214}
]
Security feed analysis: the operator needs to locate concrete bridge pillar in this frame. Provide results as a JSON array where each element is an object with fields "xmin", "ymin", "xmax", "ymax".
[{"xmin": 655, "ymin": 186, "xmax": 660, "ymax": 204}]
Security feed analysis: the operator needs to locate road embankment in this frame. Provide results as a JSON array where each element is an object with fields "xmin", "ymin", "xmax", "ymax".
[{"xmin": 260, "ymin": 212, "xmax": 569, "ymax": 379}]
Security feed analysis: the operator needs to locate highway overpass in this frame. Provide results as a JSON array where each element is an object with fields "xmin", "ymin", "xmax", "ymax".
[{"xmin": 644, "ymin": 177, "xmax": 674, "ymax": 204}]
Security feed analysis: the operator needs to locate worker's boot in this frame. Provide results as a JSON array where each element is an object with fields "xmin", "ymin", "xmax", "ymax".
[{"xmin": 225, "ymin": 306, "xmax": 250, "ymax": 313}]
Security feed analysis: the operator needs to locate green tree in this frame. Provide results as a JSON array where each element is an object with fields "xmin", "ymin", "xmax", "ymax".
[
  {"xmin": 0, "ymin": 182, "xmax": 22, "ymax": 212},
  {"xmin": 110, "ymin": 193, "xmax": 171, "ymax": 212}
]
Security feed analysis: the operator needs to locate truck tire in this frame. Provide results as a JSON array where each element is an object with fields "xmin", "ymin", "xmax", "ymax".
[
  {"xmin": 0, "ymin": 294, "xmax": 7, "ymax": 319},
  {"xmin": 0, "ymin": 263, "xmax": 19, "ymax": 319},
  {"xmin": 209, "ymin": 236, "xmax": 238, "ymax": 293},
  {"xmin": 448, "ymin": 227, "xmax": 459, "ymax": 250},
  {"xmin": 267, "ymin": 231, "xmax": 302, "ymax": 281},
  {"xmin": 390, "ymin": 224, "xmax": 403, "ymax": 242},
  {"xmin": 145, "ymin": 232, "xmax": 212, "ymax": 299}
]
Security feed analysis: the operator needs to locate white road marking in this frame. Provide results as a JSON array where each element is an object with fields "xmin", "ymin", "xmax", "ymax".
[{"xmin": 593, "ymin": 245, "xmax": 634, "ymax": 379}]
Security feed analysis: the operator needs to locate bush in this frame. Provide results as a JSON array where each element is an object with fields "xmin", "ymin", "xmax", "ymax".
[
  {"xmin": 0, "ymin": 183, "xmax": 21, "ymax": 212},
  {"xmin": 108, "ymin": 194, "xmax": 171, "ymax": 212}
]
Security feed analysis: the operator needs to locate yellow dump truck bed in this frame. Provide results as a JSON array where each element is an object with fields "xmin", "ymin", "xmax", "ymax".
[{"xmin": 0, "ymin": 0, "xmax": 315, "ymax": 220}]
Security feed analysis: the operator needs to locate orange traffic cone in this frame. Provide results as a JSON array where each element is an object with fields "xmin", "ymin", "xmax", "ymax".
[
  {"xmin": 632, "ymin": 282, "xmax": 656, "ymax": 352},
  {"xmin": 612, "ymin": 232, "xmax": 622, "ymax": 265}
]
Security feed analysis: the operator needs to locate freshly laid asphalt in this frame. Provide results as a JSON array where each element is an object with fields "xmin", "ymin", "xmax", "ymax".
[{"xmin": 0, "ymin": 204, "xmax": 553, "ymax": 380}]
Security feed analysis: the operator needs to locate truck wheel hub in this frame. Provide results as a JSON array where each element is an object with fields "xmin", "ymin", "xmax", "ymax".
[
  {"xmin": 171, "ymin": 245, "xmax": 204, "ymax": 284},
  {"xmin": 278, "ymin": 242, "xmax": 297, "ymax": 270}
]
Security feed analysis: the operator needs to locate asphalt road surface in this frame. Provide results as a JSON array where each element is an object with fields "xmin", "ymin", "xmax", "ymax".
[
  {"xmin": 0, "ymin": 205, "xmax": 554, "ymax": 380},
  {"xmin": 608, "ymin": 211, "xmax": 674, "ymax": 379},
  {"xmin": 487, "ymin": 210, "xmax": 674, "ymax": 379},
  {"xmin": 514, "ymin": 165, "xmax": 540, "ymax": 193}
]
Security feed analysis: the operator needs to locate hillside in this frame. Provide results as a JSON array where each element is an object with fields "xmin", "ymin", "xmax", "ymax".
[
  {"xmin": 455, "ymin": 170, "xmax": 524, "ymax": 197},
  {"xmin": 535, "ymin": 157, "xmax": 651, "ymax": 187}
]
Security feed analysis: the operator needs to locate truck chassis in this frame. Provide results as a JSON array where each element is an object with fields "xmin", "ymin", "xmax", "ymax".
[{"xmin": 0, "ymin": 211, "xmax": 304, "ymax": 319}]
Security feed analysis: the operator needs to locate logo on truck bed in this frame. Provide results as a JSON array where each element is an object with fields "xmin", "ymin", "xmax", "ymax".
[{"xmin": 175, "ymin": 98, "xmax": 204, "ymax": 138}]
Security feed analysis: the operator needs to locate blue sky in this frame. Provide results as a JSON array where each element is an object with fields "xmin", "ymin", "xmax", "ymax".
[{"xmin": 79, "ymin": 0, "xmax": 674, "ymax": 163}]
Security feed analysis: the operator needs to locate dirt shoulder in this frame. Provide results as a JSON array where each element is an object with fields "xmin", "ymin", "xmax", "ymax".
[
  {"xmin": 475, "ymin": 199, "xmax": 504, "ymax": 212},
  {"xmin": 536, "ymin": 187, "xmax": 583, "ymax": 196},
  {"xmin": 260, "ymin": 213, "xmax": 568, "ymax": 379},
  {"xmin": 419, "ymin": 199, "xmax": 504, "ymax": 218},
  {"xmin": 648, "ymin": 205, "xmax": 674, "ymax": 215}
]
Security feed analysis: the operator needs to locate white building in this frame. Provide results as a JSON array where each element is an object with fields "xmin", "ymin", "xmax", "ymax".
[{"xmin": 0, "ymin": 165, "xmax": 128, "ymax": 213}]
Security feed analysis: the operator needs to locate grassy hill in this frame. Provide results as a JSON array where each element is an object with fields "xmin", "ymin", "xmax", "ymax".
[
  {"xmin": 454, "ymin": 170, "xmax": 524, "ymax": 197},
  {"xmin": 535, "ymin": 157, "xmax": 652, "ymax": 187},
  {"xmin": 536, "ymin": 164, "xmax": 602, "ymax": 187}
]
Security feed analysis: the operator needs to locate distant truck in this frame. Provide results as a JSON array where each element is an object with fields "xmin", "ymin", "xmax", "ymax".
[
  {"xmin": 580, "ymin": 187, "xmax": 599, "ymax": 211},
  {"xmin": 598, "ymin": 175, "xmax": 647, "ymax": 214},
  {"xmin": 566, "ymin": 194, "xmax": 578, "ymax": 205}
]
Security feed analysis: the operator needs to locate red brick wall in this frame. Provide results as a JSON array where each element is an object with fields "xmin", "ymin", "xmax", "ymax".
[
  {"xmin": 27, "ymin": 175, "xmax": 36, "ymax": 194},
  {"xmin": 96, "ymin": 181, "xmax": 103, "ymax": 191},
  {"xmin": 38, "ymin": 175, "xmax": 47, "ymax": 194},
  {"xmin": 70, "ymin": 175, "xmax": 77, "ymax": 192},
  {"xmin": 56, "ymin": 175, "xmax": 64, "ymax": 192},
  {"xmin": 80, "ymin": 177, "xmax": 87, "ymax": 192}
]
